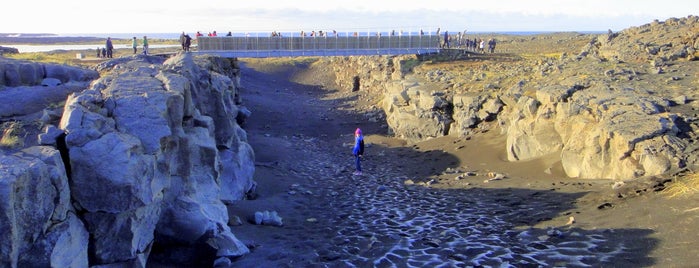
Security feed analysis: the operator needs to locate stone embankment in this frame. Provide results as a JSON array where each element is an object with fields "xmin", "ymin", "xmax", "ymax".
[
  {"xmin": 0, "ymin": 53, "xmax": 256, "ymax": 267},
  {"xmin": 322, "ymin": 16, "xmax": 699, "ymax": 181}
]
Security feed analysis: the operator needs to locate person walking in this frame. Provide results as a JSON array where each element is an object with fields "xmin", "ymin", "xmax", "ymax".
[
  {"xmin": 352, "ymin": 128, "xmax": 365, "ymax": 176},
  {"xmin": 142, "ymin": 36, "xmax": 149, "ymax": 55},
  {"xmin": 105, "ymin": 37, "xmax": 114, "ymax": 58},
  {"xmin": 131, "ymin": 37, "xmax": 138, "ymax": 54}
]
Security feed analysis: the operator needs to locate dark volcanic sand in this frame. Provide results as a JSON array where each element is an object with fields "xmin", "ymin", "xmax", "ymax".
[{"xmin": 224, "ymin": 59, "xmax": 699, "ymax": 267}]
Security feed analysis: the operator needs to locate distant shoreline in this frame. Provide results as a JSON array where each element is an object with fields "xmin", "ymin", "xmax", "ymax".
[{"xmin": 1, "ymin": 31, "xmax": 606, "ymax": 44}]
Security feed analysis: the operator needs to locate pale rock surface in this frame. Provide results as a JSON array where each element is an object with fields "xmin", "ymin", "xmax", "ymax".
[{"xmin": 0, "ymin": 146, "xmax": 88, "ymax": 268}]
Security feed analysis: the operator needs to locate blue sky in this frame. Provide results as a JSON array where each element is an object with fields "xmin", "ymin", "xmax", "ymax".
[{"xmin": 3, "ymin": 0, "xmax": 697, "ymax": 34}]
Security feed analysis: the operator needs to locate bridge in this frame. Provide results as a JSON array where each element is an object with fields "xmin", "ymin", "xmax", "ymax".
[{"xmin": 192, "ymin": 34, "xmax": 442, "ymax": 58}]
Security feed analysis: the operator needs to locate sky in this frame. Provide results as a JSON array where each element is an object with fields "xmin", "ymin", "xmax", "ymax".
[{"xmin": 3, "ymin": 0, "xmax": 697, "ymax": 35}]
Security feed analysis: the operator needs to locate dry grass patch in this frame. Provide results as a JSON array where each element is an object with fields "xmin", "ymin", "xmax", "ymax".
[
  {"xmin": 0, "ymin": 122, "xmax": 25, "ymax": 149},
  {"xmin": 664, "ymin": 172, "xmax": 699, "ymax": 199}
]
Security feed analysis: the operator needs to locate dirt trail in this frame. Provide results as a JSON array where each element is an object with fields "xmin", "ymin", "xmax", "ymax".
[{"xmin": 226, "ymin": 59, "xmax": 699, "ymax": 267}]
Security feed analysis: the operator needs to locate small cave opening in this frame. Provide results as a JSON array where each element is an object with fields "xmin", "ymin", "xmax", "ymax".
[
  {"xmin": 352, "ymin": 76, "xmax": 360, "ymax": 91},
  {"xmin": 56, "ymin": 132, "xmax": 71, "ymax": 179}
]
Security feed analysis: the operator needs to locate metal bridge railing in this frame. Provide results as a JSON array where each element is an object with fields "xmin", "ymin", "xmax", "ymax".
[{"xmin": 195, "ymin": 35, "xmax": 441, "ymax": 57}]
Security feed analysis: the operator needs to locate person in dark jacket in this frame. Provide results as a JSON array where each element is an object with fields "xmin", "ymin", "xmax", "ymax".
[
  {"xmin": 184, "ymin": 34, "xmax": 192, "ymax": 52},
  {"xmin": 179, "ymin": 32, "xmax": 186, "ymax": 51},
  {"xmin": 105, "ymin": 37, "xmax": 114, "ymax": 58},
  {"xmin": 352, "ymin": 128, "xmax": 365, "ymax": 175}
]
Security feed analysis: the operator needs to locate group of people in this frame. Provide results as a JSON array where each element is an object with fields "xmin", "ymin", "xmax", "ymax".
[
  {"xmin": 134, "ymin": 36, "xmax": 149, "ymax": 55},
  {"xmin": 439, "ymin": 29, "xmax": 497, "ymax": 53},
  {"xmin": 96, "ymin": 36, "xmax": 149, "ymax": 58},
  {"xmin": 194, "ymin": 30, "xmax": 233, "ymax": 37},
  {"xmin": 96, "ymin": 37, "xmax": 114, "ymax": 58},
  {"xmin": 465, "ymin": 38, "xmax": 496, "ymax": 53}
]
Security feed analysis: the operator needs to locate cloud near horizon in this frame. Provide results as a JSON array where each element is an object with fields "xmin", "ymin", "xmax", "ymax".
[
  {"xmin": 1, "ymin": 0, "xmax": 696, "ymax": 34},
  {"xmin": 184, "ymin": 9, "xmax": 685, "ymax": 34}
]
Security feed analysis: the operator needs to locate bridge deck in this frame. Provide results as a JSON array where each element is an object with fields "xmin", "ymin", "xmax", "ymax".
[{"xmin": 194, "ymin": 35, "xmax": 442, "ymax": 58}]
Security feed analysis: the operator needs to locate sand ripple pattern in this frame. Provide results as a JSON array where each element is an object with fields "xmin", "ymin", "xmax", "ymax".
[
  {"xmin": 295, "ymin": 141, "xmax": 637, "ymax": 267},
  {"xmin": 326, "ymin": 178, "xmax": 624, "ymax": 267}
]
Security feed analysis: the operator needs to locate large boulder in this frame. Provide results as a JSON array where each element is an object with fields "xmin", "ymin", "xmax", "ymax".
[
  {"xmin": 58, "ymin": 53, "xmax": 254, "ymax": 265},
  {"xmin": 0, "ymin": 146, "xmax": 88, "ymax": 268},
  {"xmin": 383, "ymin": 81, "xmax": 452, "ymax": 142},
  {"xmin": 0, "ymin": 45, "xmax": 19, "ymax": 55},
  {"xmin": 0, "ymin": 58, "xmax": 98, "ymax": 87},
  {"xmin": 451, "ymin": 93, "xmax": 503, "ymax": 137},
  {"xmin": 500, "ymin": 84, "xmax": 687, "ymax": 180},
  {"xmin": 0, "ymin": 58, "xmax": 99, "ymax": 119}
]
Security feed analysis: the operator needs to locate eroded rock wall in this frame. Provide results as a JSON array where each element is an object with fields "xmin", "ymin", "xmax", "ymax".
[
  {"xmin": 323, "ymin": 16, "xmax": 699, "ymax": 180},
  {"xmin": 0, "ymin": 147, "xmax": 89, "ymax": 268},
  {"xmin": 0, "ymin": 53, "xmax": 256, "ymax": 267},
  {"xmin": 0, "ymin": 58, "xmax": 98, "ymax": 88}
]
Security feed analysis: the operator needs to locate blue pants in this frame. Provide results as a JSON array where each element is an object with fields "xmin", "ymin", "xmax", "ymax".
[{"xmin": 355, "ymin": 155, "xmax": 362, "ymax": 172}]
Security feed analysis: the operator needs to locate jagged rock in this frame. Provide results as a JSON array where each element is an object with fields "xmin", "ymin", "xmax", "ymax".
[
  {"xmin": 0, "ymin": 58, "xmax": 97, "ymax": 119},
  {"xmin": 500, "ymin": 83, "xmax": 686, "ymax": 180},
  {"xmin": 0, "ymin": 58, "xmax": 98, "ymax": 87},
  {"xmin": 17, "ymin": 212, "xmax": 89, "ymax": 268},
  {"xmin": 39, "ymin": 108, "xmax": 63, "ymax": 125},
  {"xmin": 219, "ymin": 137, "xmax": 256, "ymax": 203},
  {"xmin": 383, "ymin": 81, "xmax": 451, "ymax": 142},
  {"xmin": 213, "ymin": 257, "xmax": 233, "ymax": 268},
  {"xmin": 254, "ymin": 210, "xmax": 283, "ymax": 226},
  {"xmin": 450, "ymin": 93, "xmax": 503, "ymax": 137},
  {"xmin": 52, "ymin": 52, "xmax": 254, "ymax": 265},
  {"xmin": 38, "ymin": 125, "xmax": 65, "ymax": 146},
  {"xmin": 0, "ymin": 45, "xmax": 19, "ymax": 55},
  {"xmin": 228, "ymin": 215, "xmax": 243, "ymax": 226},
  {"xmin": 83, "ymin": 204, "xmax": 160, "ymax": 265},
  {"xmin": 236, "ymin": 105, "xmax": 252, "ymax": 125},
  {"xmin": 0, "ymin": 146, "xmax": 87, "ymax": 268},
  {"xmin": 321, "ymin": 18, "xmax": 697, "ymax": 181}
]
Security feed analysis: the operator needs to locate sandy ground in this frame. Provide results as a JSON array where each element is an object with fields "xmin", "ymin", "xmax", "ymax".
[
  {"xmin": 3, "ymin": 43, "xmax": 698, "ymax": 265},
  {"xmin": 223, "ymin": 59, "xmax": 699, "ymax": 267}
]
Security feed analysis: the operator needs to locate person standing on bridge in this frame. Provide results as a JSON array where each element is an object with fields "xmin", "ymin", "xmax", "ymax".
[
  {"xmin": 443, "ymin": 31, "xmax": 450, "ymax": 48},
  {"xmin": 352, "ymin": 128, "xmax": 365, "ymax": 176}
]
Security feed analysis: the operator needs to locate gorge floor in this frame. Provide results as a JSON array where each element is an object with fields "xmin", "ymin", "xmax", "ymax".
[{"xmin": 225, "ymin": 59, "xmax": 699, "ymax": 267}]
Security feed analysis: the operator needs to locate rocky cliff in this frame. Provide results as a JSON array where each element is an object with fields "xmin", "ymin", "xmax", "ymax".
[
  {"xmin": 0, "ymin": 53, "xmax": 256, "ymax": 267},
  {"xmin": 322, "ymin": 16, "xmax": 699, "ymax": 181}
]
